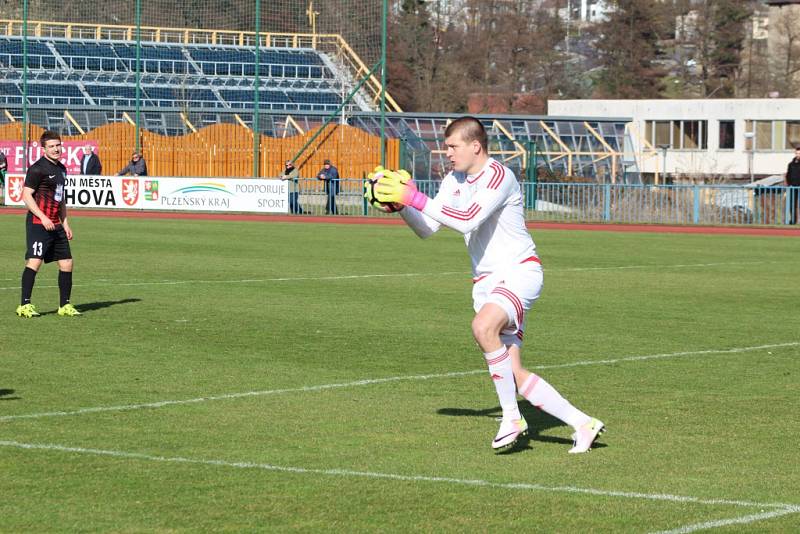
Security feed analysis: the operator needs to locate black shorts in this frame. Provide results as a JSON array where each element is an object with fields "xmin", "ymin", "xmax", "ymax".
[{"xmin": 25, "ymin": 221, "xmax": 72, "ymax": 263}]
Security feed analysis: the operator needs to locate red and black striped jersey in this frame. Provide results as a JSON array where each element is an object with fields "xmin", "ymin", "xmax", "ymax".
[{"xmin": 24, "ymin": 157, "xmax": 67, "ymax": 225}]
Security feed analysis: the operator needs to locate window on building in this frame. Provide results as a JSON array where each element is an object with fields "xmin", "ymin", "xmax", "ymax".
[
  {"xmin": 756, "ymin": 120, "xmax": 772, "ymax": 150},
  {"xmin": 774, "ymin": 121, "xmax": 786, "ymax": 151},
  {"xmin": 654, "ymin": 121, "xmax": 672, "ymax": 147},
  {"xmin": 786, "ymin": 121, "xmax": 800, "ymax": 149},
  {"xmin": 645, "ymin": 120, "xmax": 707, "ymax": 149},
  {"xmin": 719, "ymin": 120, "xmax": 735, "ymax": 149},
  {"xmin": 745, "ymin": 120, "xmax": 800, "ymax": 150},
  {"xmin": 680, "ymin": 120, "xmax": 706, "ymax": 149}
]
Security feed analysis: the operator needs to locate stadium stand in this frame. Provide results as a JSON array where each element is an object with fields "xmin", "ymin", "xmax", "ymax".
[{"xmin": 0, "ymin": 36, "xmax": 348, "ymax": 112}]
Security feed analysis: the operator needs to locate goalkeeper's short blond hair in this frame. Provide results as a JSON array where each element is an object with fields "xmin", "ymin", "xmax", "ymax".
[{"xmin": 445, "ymin": 116, "xmax": 488, "ymax": 153}]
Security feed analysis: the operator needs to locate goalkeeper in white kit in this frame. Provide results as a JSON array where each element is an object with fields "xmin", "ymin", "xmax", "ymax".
[{"xmin": 369, "ymin": 116, "xmax": 604, "ymax": 452}]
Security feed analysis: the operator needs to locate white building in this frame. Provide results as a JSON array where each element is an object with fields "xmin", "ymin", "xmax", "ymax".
[
  {"xmin": 548, "ymin": 98, "xmax": 800, "ymax": 180},
  {"xmin": 558, "ymin": 0, "xmax": 613, "ymax": 24}
]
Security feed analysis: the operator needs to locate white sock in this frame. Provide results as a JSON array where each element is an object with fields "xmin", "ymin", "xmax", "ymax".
[
  {"xmin": 519, "ymin": 373, "xmax": 590, "ymax": 430},
  {"xmin": 484, "ymin": 346, "xmax": 521, "ymax": 421}
]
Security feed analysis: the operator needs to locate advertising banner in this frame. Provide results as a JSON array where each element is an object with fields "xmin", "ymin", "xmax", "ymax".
[
  {"xmin": 3, "ymin": 176, "xmax": 288, "ymax": 213},
  {"xmin": 138, "ymin": 178, "xmax": 288, "ymax": 212},
  {"xmin": 0, "ymin": 141, "xmax": 98, "ymax": 175}
]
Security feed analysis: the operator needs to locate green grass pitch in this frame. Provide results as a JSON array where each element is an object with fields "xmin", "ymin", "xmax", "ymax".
[{"xmin": 1, "ymin": 212, "xmax": 798, "ymax": 532}]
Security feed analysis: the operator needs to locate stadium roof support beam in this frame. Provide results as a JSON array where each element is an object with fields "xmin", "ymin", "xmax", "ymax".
[
  {"xmin": 626, "ymin": 122, "xmax": 660, "ymax": 184},
  {"xmin": 64, "ymin": 110, "xmax": 85, "ymax": 135},
  {"xmin": 180, "ymin": 112, "xmax": 197, "ymax": 133},
  {"xmin": 583, "ymin": 121, "xmax": 619, "ymax": 183},
  {"xmin": 234, "ymin": 113, "xmax": 250, "ymax": 131},
  {"xmin": 492, "ymin": 120, "xmax": 527, "ymax": 168},
  {"xmin": 539, "ymin": 120, "xmax": 573, "ymax": 176},
  {"xmin": 284, "ymin": 115, "xmax": 305, "ymax": 137}
]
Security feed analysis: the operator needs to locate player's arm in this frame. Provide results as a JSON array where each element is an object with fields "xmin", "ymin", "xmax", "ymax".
[
  {"xmin": 416, "ymin": 184, "xmax": 506, "ymax": 235},
  {"xmin": 22, "ymin": 183, "xmax": 56, "ymax": 230},
  {"xmin": 376, "ymin": 170, "xmax": 508, "ymax": 235},
  {"xmin": 399, "ymin": 203, "xmax": 441, "ymax": 239},
  {"xmin": 368, "ymin": 167, "xmax": 444, "ymax": 238},
  {"xmin": 398, "ymin": 176, "xmax": 453, "ymax": 238}
]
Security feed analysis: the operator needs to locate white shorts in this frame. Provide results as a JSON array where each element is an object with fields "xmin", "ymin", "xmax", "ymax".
[{"xmin": 472, "ymin": 259, "xmax": 543, "ymax": 348}]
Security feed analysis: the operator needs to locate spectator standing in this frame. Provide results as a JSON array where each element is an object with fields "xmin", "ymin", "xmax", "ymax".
[
  {"xmin": 282, "ymin": 160, "xmax": 304, "ymax": 214},
  {"xmin": 786, "ymin": 147, "xmax": 800, "ymax": 224},
  {"xmin": 80, "ymin": 145, "xmax": 102, "ymax": 175},
  {"xmin": 117, "ymin": 152, "xmax": 148, "ymax": 176},
  {"xmin": 317, "ymin": 159, "xmax": 340, "ymax": 215}
]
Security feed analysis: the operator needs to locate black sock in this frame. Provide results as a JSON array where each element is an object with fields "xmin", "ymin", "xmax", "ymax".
[
  {"xmin": 58, "ymin": 270, "xmax": 73, "ymax": 307},
  {"xmin": 21, "ymin": 267, "xmax": 37, "ymax": 305}
]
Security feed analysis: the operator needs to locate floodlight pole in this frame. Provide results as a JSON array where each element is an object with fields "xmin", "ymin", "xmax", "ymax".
[
  {"xmin": 135, "ymin": 0, "xmax": 141, "ymax": 152},
  {"xmin": 380, "ymin": 0, "xmax": 387, "ymax": 167},
  {"xmin": 253, "ymin": 0, "xmax": 261, "ymax": 178},
  {"xmin": 22, "ymin": 0, "xmax": 29, "ymax": 172}
]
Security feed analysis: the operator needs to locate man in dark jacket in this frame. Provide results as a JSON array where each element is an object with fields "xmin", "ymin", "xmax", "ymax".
[
  {"xmin": 80, "ymin": 146, "xmax": 102, "ymax": 175},
  {"xmin": 117, "ymin": 152, "xmax": 148, "ymax": 176},
  {"xmin": 317, "ymin": 159, "xmax": 340, "ymax": 215},
  {"xmin": 0, "ymin": 151, "xmax": 7, "ymax": 189},
  {"xmin": 786, "ymin": 147, "xmax": 800, "ymax": 224}
]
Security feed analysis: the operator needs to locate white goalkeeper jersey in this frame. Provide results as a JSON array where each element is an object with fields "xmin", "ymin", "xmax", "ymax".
[{"xmin": 400, "ymin": 157, "xmax": 538, "ymax": 278}]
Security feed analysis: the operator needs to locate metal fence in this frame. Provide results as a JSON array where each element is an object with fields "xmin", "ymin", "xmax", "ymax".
[{"xmin": 291, "ymin": 180, "xmax": 800, "ymax": 226}]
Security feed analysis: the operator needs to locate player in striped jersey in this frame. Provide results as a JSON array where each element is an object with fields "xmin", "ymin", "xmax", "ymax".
[
  {"xmin": 373, "ymin": 117, "xmax": 604, "ymax": 453},
  {"xmin": 16, "ymin": 130, "xmax": 80, "ymax": 318}
]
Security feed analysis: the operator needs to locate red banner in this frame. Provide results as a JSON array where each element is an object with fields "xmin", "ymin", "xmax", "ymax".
[{"xmin": 0, "ymin": 140, "xmax": 98, "ymax": 174}]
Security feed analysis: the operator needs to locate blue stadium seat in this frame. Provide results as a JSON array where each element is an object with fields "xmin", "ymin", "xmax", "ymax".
[{"xmin": 2, "ymin": 36, "xmax": 350, "ymax": 113}]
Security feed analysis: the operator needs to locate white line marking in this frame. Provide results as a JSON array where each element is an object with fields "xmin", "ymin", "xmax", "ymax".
[
  {"xmin": 1, "ymin": 342, "xmax": 796, "ymax": 423},
  {"xmin": 0, "ymin": 261, "xmax": 777, "ymax": 291},
  {"xmin": 534, "ymin": 342, "xmax": 800, "ymax": 370},
  {"xmin": 1, "ymin": 440, "xmax": 797, "ymax": 512},
  {"xmin": 0, "ymin": 271, "xmax": 467, "ymax": 291},
  {"xmin": 651, "ymin": 507, "xmax": 800, "ymax": 534},
  {"xmin": 561, "ymin": 260, "xmax": 774, "ymax": 272}
]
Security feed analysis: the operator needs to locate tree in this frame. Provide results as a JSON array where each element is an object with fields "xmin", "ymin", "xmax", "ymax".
[
  {"xmin": 387, "ymin": 0, "xmax": 468, "ymax": 112},
  {"xmin": 592, "ymin": 0, "xmax": 669, "ymax": 98},
  {"xmin": 387, "ymin": 0, "xmax": 437, "ymax": 111},
  {"xmin": 767, "ymin": 5, "xmax": 800, "ymax": 98}
]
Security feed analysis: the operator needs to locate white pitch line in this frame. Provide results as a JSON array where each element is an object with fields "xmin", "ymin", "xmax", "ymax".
[
  {"xmin": 0, "ymin": 439, "xmax": 797, "ymax": 513},
  {"xmin": 0, "ymin": 260, "xmax": 775, "ymax": 291},
  {"xmin": 0, "ymin": 271, "xmax": 467, "ymax": 291},
  {"xmin": 534, "ymin": 342, "xmax": 800, "ymax": 370},
  {"xmin": 1, "ymin": 342, "xmax": 796, "ymax": 423},
  {"xmin": 651, "ymin": 507, "xmax": 800, "ymax": 534},
  {"xmin": 0, "ymin": 369, "xmax": 486, "ymax": 422},
  {"xmin": 561, "ymin": 260, "xmax": 773, "ymax": 272}
]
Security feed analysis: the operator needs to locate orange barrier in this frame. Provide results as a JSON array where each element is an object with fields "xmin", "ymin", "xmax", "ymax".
[{"xmin": 0, "ymin": 122, "xmax": 398, "ymax": 189}]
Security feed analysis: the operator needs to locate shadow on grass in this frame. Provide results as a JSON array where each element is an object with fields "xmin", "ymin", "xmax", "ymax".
[
  {"xmin": 437, "ymin": 404, "xmax": 607, "ymax": 455},
  {"xmin": 0, "ymin": 389, "xmax": 20, "ymax": 401},
  {"xmin": 39, "ymin": 298, "xmax": 142, "ymax": 316}
]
